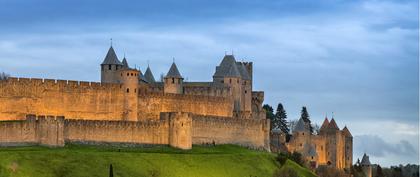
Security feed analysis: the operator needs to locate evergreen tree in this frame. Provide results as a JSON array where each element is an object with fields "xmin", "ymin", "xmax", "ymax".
[
  {"xmin": 262, "ymin": 104, "xmax": 275, "ymax": 130},
  {"xmin": 274, "ymin": 103, "xmax": 289, "ymax": 134},
  {"xmin": 376, "ymin": 165, "xmax": 383, "ymax": 177},
  {"xmin": 300, "ymin": 106, "xmax": 314, "ymax": 133},
  {"xmin": 109, "ymin": 164, "xmax": 114, "ymax": 177}
]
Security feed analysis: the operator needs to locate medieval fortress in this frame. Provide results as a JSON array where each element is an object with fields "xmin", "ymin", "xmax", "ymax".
[{"xmin": 0, "ymin": 45, "xmax": 353, "ymax": 170}]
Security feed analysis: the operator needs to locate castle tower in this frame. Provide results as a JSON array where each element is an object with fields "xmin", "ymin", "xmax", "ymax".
[
  {"xmin": 324, "ymin": 118, "xmax": 342, "ymax": 168},
  {"xmin": 118, "ymin": 59, "xmax": 139, "ymax": 121},
  {"xmin": 213, "ymin": 55, "xmax": 243, "ymax": 113},
  {"xmin": 237, "ymin": 62, "xmax": 252, "ymax": 114},
  {"xmin": 164, "ymin": 62, "xmax": 183, "ymax": 94},
  {"xmin": 289, "ymin": 118, "xmax": 311, "ymax": 153},
  {"xmin": 101, "ymin": 46, "xmax": 123, "ymax": 83},
  {"xmin": 361, "ymin": 153, "xmax": 372, "ymax": 177},
  {"xmin": 342, "ymin": 126, "xmax": 353, "ymax": 170}
]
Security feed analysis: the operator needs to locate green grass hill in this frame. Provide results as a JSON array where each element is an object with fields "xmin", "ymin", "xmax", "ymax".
[{"xmin": 0, "ymin": 144, "xmax": 317, "ymax": 177}]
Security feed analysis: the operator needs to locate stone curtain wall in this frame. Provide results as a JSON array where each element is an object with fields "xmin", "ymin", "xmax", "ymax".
[
  {"xmin": 137, "ymin": 93, "xmax": 234, "ymax": 120},
  {"xmin": 0, "ymin": 78, "xmax": 125, "ymax": 121},
  {"xmin": 64, "ymin": 118, "xmax": 170, "ymax": 146},
  {"xmin": 0, "ymin": 115, "xmax": 64, "ymax": 146},
  {"xmin": 0, "ymin": 113, "xmax": 269, "ymax": 150},
  {"xmin": 192, "ymin": 115, "xmax": 270, "ymax": 150}
]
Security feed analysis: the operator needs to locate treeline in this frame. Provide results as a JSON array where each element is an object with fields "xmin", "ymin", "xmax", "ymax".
[{"xmin": 263, "ymin": 103, "xmax": 319, "ymax": 136}]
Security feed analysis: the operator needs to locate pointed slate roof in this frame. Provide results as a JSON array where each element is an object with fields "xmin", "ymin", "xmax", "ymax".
[
  {"xmin": 122, "ymin": 57, "xmax": 129, "ymax": 69},
  {"xmin": 293, "ymin": 118, "xmax": 309, "ymax": 133},
  {"xmin": 342, "ymin": 126, "xmax": 352, "ymax": 137},
  {"xmin": 101, "ymin": 46, "xmax": 122, "ymax": 65},
  {"xmin": 320, "ymin": 118, "xmax": 330, "ymax": 130},
  {"xmin": 361, "ymin": 153, "xmax": 371, "ymax": 165},
  {"xmin": 138, "ymin": 70, "xmax": 147, "ymax": 82},
  {"xmin": 236, "ymin": 62, "xmax": 251, "ymax": 80},
  {"xmin": 166, "ymin": 62, "xmax": 182, "ymax": 78},
  {"xmin": 144, "ymin": 66, "xmax": 156, "ymax": 83},
  {"xmin": 225, "ymin": 63, "xmax": 241, "ymax": 77},
  {"xmin": 328, "ymin": 118, "xmax": 340, "ymax": 130},
  {"xmin": 214, "ymin": 55, "xmax": 241, "ymax": 78},
  {"xmin": 308, "ymin": 145, "xmax": 318, "ymax": 157}
]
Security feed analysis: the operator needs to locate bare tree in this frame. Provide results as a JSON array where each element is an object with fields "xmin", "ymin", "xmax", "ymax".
[{"xmin": 0, "ymin": 72, "xmax": 10, "ymax": 80}]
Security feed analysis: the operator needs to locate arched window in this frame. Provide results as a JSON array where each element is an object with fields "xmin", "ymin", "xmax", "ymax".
[
  {"xmin": 108, "ymin": 65, "xmax": 112, "ymax": 70},
  {"xmin": 126, "ymin": 88, "xmax": 129, "ymax": 93}
]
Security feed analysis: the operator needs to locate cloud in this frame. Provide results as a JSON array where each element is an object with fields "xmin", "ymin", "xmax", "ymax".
[
  {"xmin": 0, "ymin": 0, "xmax": 417, "ymax": 165},
  {"xmin": 354, "ymin": 135, "xmax": 418, "ymax": 158}
]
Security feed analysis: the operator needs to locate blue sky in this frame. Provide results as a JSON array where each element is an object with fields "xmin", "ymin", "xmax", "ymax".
[{"xmin": 0, "ymin": 0, "xmax": 418, "ymax": 166}]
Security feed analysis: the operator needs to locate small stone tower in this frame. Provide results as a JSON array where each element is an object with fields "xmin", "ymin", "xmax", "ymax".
[
  {"xmin": 342, "ymin": 126, "xmax": 353, "ymax": 169},
  {"xmin": 101, "ymin": 46, "xmax": 123, "ymax": 83},
  {"xmin": 361, "ymin": 153, "xmax": 372, "ymax": 177},
  {"xmin": 289, "ymin": 118, "xmax": 311, "ymax": 152},
  {"xmin": 168, "ymin": 112, "xmax": 192, "ymax": 150},
  {"xmin": 164, "ymin": 62, "xmax": 183, "ymax": 94},
  {"xmin": 118, "ymin": 58, "xmax": 139, "ymax": 121}
]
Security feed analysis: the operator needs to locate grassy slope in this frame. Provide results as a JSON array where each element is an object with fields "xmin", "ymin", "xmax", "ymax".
[{"xmin": 0, "ymin": 144, "xmax": 317, "ymax": 177}]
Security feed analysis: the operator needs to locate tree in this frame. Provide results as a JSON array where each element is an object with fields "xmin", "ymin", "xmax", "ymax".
[
  {"xmin": 274, "ymin": 103, "xmax": 289, "ymax": 135},
  {"xmin": 262, "ymin": 104, "xmax": 275, "ymax": 130},
  {"xmin": 300, "ymin": 106, "xmax": 314, "ymax": 133},
  {"xmin": 376, "ymin": 165, "xmax": 383, "ymax": 177},
  {"xmin": 0, "ymin": 72, "xmax": 9, "ymax": 80},
  {"xmin": 109, "ymin": 164, "xmax": 114, "ymax": 177}
]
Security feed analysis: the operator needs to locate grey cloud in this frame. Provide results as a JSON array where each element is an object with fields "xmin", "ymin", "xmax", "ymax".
[{"xmin": 354, "ymin": 135, "xmax": 418, "ymax": 157}]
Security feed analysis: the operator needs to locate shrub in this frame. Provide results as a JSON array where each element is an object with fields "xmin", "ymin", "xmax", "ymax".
[
  {"xmin": 276, "ymin": 152, "xmax": 288, "ymax": 166},
  {"xmin": 273, "ymin": 166, "xmax": 298, "ymax": 177}
]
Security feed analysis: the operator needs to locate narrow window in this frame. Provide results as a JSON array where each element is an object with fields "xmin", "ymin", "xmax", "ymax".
[
  {"xmin": 127, "ymin": 73, "xmax": 129, "ymax": 76},
  {"xmin": 237, "ymin": 79, "xmax": 239, "ymax": 83},
  {"xmin": 131, "ymin": 73, "xmax": 133, "ymax": 76},
  {"xmin": 134, "ymin": 89, "xmax": 136, "ymax": 93},
  {"xmin": 172, "ymin": 78, "xmax": 175, "ymax": 83},
  {"xmin": 300, "ymin": 143, "xmax": 302, "ymax": 147},
  {"xmin": 229, "ymin": 79, "xmax": 232, "ymax": 83},
  {"xmin": 302, "ymin": 133, "xmax": 304, "ymax": 135},
  {"xmin": 109, "ymin": 65, "xmax": 112, "ymax": 70},
  {"xmin": 126, "ymin": 88, "xmax": 129, "ymax": 93}
]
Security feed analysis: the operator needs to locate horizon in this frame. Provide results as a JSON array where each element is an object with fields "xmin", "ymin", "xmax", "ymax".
[{"xmin": 0, "ymin": 0, "xmax": 418, "ymax": 167}]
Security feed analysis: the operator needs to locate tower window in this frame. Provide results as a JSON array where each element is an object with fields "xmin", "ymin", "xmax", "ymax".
[
  {"xmin": 109, "ymin": 65, "xmax": 112, "ymax": 70},
  {"xmin": 127, "ymin": 73, "xmax": 129, "ymax": 76},
  {"xmin": 221, "ymin": 80, "xmax": 224, "ymax": 83},
  {"xmin": 134, "ymin": 89, "xmax": 136, "ymax": 93},
  {"xmin": 229, "ymin": 79, "xmax": 232, "ymax": 83},
  {"xmin": 300, "ymin": 143, "xmax": 302, "ymax": 147},
  {"xmin": 245, "ymin": 90, "xmax": 247, "ymax": 93},
  {"xmin": 172, "ymin": 78, "xmax": 175, "ymax": 83},
  {"xmin": 237, "ymin": 79, "xmax": 239, "ymax": 83},
  {"xmin": 126, "ymin": 88, "xmax": 129, "ymax": 93},
  {"xmin": 131, "ymin": 73, "xmax": 133, "ymax": 76}
]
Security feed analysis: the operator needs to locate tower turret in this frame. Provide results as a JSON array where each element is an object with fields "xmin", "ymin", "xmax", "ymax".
[
  {"xmin": 117, "ymin": 58, "xmax": 139, "ymax": 121},
  {"xmin": 164, "ymin": 62, "xmax": 183, "ymax": 94},
  {"xmin": 101, "ymin": 46, "xmax": 123, "ymax": 83},
  {"xmin": 144, "ymin": 65, "xmax": 156, "ymax": 83},
  {"xmin": 361, "ymin": 153, "xmax": 372, "ymax": 177}
]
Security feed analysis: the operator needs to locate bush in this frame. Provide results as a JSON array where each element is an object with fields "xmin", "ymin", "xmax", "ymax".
[
  {"xmin": 276, "ymin": 152, "xmax": 288, "ymax": 166},
  {"xmin": 273, "ymin": 166, "xmax": 298, "ymax": 177},
  {"xmin": 290, "ymin": 152, "xmax": 303, "ymax": 166}
]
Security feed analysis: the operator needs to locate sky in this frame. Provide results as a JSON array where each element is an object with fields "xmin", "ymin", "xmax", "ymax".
[{"xmin": 0, "ymin": 0, "xmax": 418, "ymax": 167}]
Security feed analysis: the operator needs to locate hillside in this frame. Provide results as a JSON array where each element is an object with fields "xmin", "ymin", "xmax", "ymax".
[{"xmin": 0, "ymin": 144, "xmax": 317, "ymax": 177}]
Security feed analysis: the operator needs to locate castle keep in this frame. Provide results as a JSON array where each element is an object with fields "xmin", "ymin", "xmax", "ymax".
[
  {"xmin": 272, "ymin": 117, "xmax": 353, "ymax": 170},
  {"xmin": 0, "ymin": 46, "xmax": 270, "ymax": 150}
]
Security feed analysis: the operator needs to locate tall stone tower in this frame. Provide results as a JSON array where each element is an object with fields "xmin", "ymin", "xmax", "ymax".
[
  {"xmin": 164, "ymin": 62, "xmax": 183, "ymax": 94},
  {"xmin": 101, "ymin": 46, "xmax": 123, "ymax": 83},
  {"xmin": 342, "ymin": 126, "xmax": 353, "ymax": 169},
  {"xmin": 361, "ymin": 153, "xmax": 372, "ymax": 177},
  {"xmin": 117, "ymin": 58, "xmax": 139, "ymax": 121}
]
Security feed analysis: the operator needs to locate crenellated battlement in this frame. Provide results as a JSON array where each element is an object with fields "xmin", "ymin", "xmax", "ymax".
[{"xmin": 3, "ymin": 77, "xmax": 122, "ymax": 91}]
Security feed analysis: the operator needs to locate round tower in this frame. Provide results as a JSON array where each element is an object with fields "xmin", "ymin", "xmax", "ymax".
[
  {"xmin": 101, "ymin": 46, "xmax": 123, "ymax": 83},
  {"xmin": 119, "ymin": 68, "xmax": 139, "ymax": 121},
  {"xmin": 164, "ymin": 62, "xmax": 183, "ymax": 94},
  {"xmin": 361, "ymin": 153, "xmax": 372, "ymax": 177}
]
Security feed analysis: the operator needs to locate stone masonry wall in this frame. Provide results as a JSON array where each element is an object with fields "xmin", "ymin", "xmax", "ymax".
[
  {"xmin": 192, "ymin": 115, "xmax": 270, "ymax": 150},
  {"xmin": 137, "ymin": 93, "xmax": 234, "ymax": 120},
  {"xmin": 0, "ymin": 78, "xmax": 125, "ymax": 121}
]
